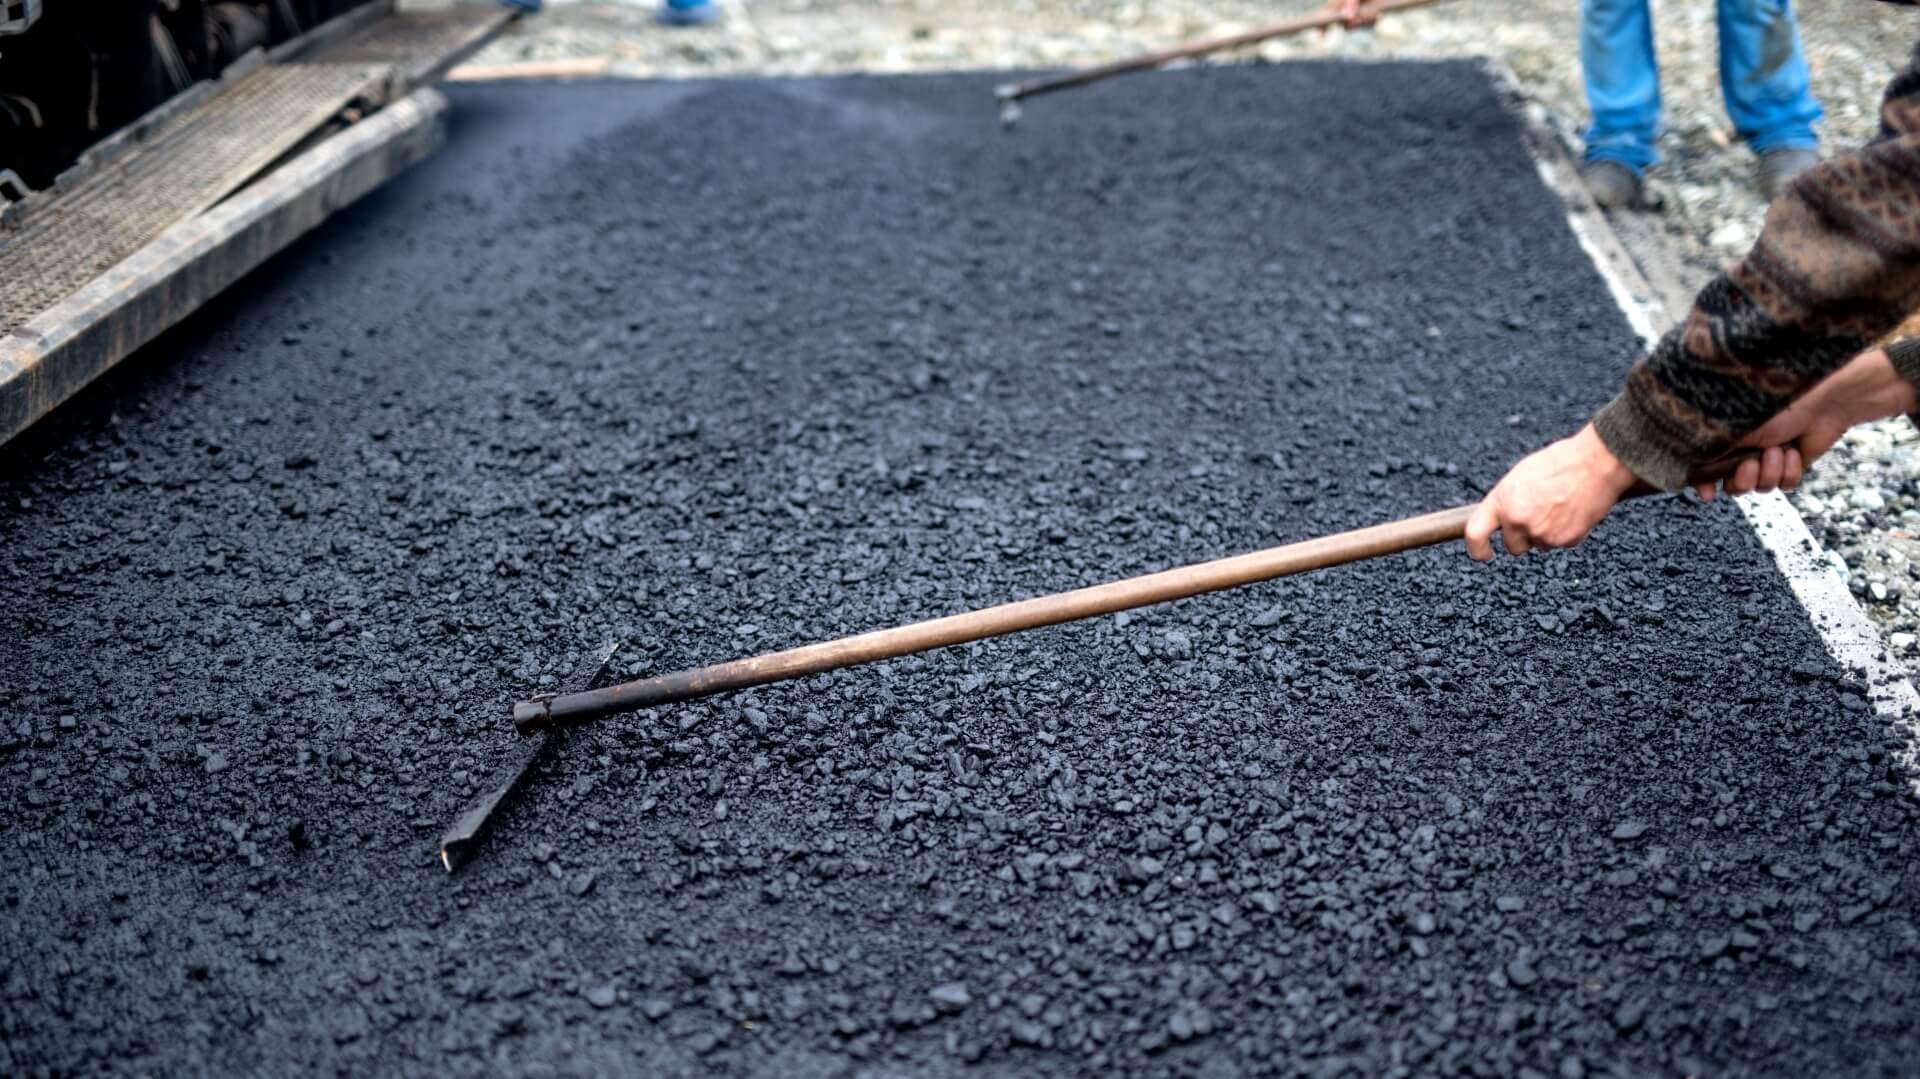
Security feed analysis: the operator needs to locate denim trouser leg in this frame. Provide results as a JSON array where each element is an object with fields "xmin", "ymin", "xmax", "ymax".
[
  {"xmin": 1716, "ymin": 0, "xmax": 1823, "ymax": 153},
  {"xmin": 1580, "ymin": 0, "xmax": 1661, "ymax": 173}
]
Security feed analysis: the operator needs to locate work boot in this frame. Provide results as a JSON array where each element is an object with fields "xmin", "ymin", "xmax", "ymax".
[
  {"xmin": 1758, "ymin": 148, "xmax": 1819, "ymax": 202},
  {"xmin": 657, "ymin": 0, "xmax": 720, "ymax": 26},
  {"xmin": 1579, "ymin": 160, "xmax": 1644, "ymax": 211}
]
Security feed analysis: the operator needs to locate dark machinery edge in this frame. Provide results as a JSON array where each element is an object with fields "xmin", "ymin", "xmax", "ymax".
[{"xmin": 0, "ymin": 1, "xmax": 383, "ymax": 194}]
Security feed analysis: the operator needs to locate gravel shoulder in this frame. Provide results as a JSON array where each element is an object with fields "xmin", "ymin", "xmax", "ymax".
[{"xmin": 458, "ymin": 0, "xmax": 1920, "ymax": 674}]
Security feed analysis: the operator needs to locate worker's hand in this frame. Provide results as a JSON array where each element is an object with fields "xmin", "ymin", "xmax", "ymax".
[
  {"xmin": 1694, "ymin": 444, "xmax": 1804, "ymax": 502},
  {"xmin": 1698, "ymin": 347, "xmax": 1919, "ymax": 501},
  {"xmin": 1465, "ymin": 423, "xmax": 1637, "ymax": 560},
  {"xmin": 1329, "ymin": 0, "xmax": 1379, "ymax": 29}
]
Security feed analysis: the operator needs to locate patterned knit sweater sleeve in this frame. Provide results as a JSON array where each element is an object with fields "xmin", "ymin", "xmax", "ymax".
[{"xmin": 1592, "ymin": 43, "xmax": 1920, "ymax": 491}]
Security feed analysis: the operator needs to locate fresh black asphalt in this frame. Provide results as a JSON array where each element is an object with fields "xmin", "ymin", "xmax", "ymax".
[{"xmin": 3, "ymin": 65, "xmax": 1917, "ymax": 1076}]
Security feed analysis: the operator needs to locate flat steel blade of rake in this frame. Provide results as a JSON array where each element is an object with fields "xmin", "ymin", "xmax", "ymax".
[{"xmin": 438, "ymin": 641, "xmax": 620, "ymax": 873}]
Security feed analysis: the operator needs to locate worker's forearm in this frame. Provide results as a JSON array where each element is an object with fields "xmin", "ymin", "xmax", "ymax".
[
  {"xmin": 1595, "ymin": 46, "xmax": 1920, "ymax": 490},
  {"xmin": 1590, "ymin": 387, "xmax": 1693, "ymax": 492}
]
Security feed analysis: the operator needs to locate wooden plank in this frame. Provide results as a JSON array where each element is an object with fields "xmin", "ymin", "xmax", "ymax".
[
  {"xmin": 446, "ymin": 56, "xmax": 614, "ymax": 82},
  {"xmin": 0, "ymin": 89, "xmax": 448, "ymax": 445}
]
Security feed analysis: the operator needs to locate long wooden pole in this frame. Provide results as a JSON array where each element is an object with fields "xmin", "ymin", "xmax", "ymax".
[
  {"xmin": 993, "ymin": 0, "xmax": 1454, "ymax": 106},
  {"xmin": 512, "ymin": 503, "xmax": 1475, "ymax": 734}
]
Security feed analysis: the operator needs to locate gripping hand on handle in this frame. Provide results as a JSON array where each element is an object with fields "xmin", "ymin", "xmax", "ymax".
[
  {"xmin": 1464, "ymin": 348, "xmax": 1920, "ymax": 561},
  {"xmin": 1329, "ymin": 0, "xmax": 1379, "ymax": 29},
  {"xmin": 1464, "ymin": 424, "xmax": 1636, "ymax": 560}
]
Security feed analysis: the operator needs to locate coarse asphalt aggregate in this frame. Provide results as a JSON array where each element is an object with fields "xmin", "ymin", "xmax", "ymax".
[{"xmin": 3, "ymin": 65, "xmax": 1918, "ymax": 1076}]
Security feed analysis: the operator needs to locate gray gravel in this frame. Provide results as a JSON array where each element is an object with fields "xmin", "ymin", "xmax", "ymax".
[{"xmin": 462, "ymin": 0, "xmax": 1920, "ymax": 677}]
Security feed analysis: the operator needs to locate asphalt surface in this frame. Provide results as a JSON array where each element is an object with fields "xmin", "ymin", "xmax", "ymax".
[{"xmin": 5, "ymin": 66, "xmax": 1919, "ymax": 1077}]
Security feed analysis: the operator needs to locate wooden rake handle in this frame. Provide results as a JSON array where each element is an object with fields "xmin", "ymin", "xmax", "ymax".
[
  {"xmin": 511, "ymin": 503, "xmax": 1473, "ymax": 734},
  {"xmin": 510, "ymin": 450, "xmax": 1761, "ymax": 734},
  {"xmin": 993, "ymin": 0, "xmax": 1455, "ymax": 105}
]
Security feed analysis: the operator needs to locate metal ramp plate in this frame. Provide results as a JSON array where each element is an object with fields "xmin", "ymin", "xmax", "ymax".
[
  {"xmin": 0, "ymin": 62, "xmax": 388, "ymax": 337},
  {"xmin": 309, "ymin": 8, "xmax": 518, "ymax": 86},
  {"xmin": 0, "ymin": 4, "xmax": 518, "ymax": 445}
]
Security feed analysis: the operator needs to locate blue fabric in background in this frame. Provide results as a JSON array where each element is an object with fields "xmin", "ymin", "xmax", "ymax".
[{"xmin": 1580, "ymin": 0, "xmax": 1823, "ymax": 171}]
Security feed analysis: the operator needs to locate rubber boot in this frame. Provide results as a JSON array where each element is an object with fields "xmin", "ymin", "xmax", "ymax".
[
  {"xmin": 1758, "ymin": 148, "xmax": 1819, "ymax": 202},
  {"xmin": 1580, "ymin": 159, "xmax": 1644, "ymax": 211}
]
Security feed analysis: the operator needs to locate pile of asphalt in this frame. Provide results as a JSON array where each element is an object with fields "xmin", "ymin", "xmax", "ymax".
[{"xmin": 3, "ymin": 67, "xmax": 1916, "ymax": 1076}]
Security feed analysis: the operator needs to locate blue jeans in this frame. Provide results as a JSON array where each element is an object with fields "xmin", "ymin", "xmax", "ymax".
[{"xmin": 1580, "ymin": 0, "xmax": 1822, "ymax": 172}]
